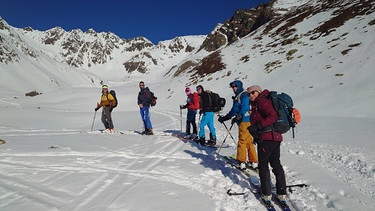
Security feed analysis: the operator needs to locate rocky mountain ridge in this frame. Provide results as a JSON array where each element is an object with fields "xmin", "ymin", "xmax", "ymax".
[
  {"xmin": 1, "ymin": 0, "xmax": 374, "ymax": 86},
  {"xmin": 0, "ymin": 1, "xmax": 280, "ymax": 76}
]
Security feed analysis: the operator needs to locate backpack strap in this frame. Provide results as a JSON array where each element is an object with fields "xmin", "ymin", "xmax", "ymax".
[{"xmin": 235, "ymin": 90, "xmax": 250, "ymax": 116}]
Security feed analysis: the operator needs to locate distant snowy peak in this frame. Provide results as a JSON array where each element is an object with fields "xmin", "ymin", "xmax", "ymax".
[
  {"xmin": 0, "ymin": 17, "xmax": 205, "ymax": 73},
  {"xmin": 0, "ymin": 18, "xmax": 38, "ymax": 63}
]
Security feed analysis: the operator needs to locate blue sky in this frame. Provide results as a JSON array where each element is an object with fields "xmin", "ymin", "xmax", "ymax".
[{"xmin": 1, "ymin": 0, "xmax": 269, "ymax": 44}]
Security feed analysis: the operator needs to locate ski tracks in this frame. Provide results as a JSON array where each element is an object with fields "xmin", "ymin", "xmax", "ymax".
[
  {"xmin": 282, "ymin": 138, "xmax": 375, "ymax": 210},
  {"xmin": 0, "ymin": 110, "xmax": 316, "ymax": 211}
]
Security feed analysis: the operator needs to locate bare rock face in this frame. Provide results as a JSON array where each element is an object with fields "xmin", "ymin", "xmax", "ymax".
[{"xmin": 200, "ymin": 2, "xmax": 276, "ymax": 52}]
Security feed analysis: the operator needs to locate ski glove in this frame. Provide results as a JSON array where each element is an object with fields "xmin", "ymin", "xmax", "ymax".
[
  {"xmin": 95, "ymin": 107, "xmax": 100, "ymax": 111},
  {"xmin": 218, "ymin": 114, "xmax": 231, "ymax": 123},
  {"xmin": 231, "ymin": 114, "xmax": 242, "ymax": 125},
  {"xmin": 109, "ymin": 107, "xmax": 113, "ymax": 112},
  {"xmin": 248, "ymin": 122, "xmax": 263, "ymax": 144}
]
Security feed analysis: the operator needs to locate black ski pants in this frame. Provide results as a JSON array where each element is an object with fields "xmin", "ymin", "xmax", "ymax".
[
  {"xmin": 186, "ymin": 109, "xmax": 197, "ymax": 135},
  {"xmin": 257, "ymin": 140, "xmax": 287, "ymax": 196}
]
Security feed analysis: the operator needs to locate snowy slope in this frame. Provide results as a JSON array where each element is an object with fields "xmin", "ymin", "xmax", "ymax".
[{"xmin": 0, "ymin": 86, "xmax": 374, "ymax": 211}]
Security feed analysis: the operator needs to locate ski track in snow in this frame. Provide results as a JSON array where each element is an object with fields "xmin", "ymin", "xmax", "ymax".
[
  {"xmin": 288, "ymin": 140, "xmax": 374, "ymax": 198},
  {"xmin": 281, "ymin": 138, "xmax": 375, "ymax": 210},
  {"xmin": 0, "ymin": 110, "xmax": 374, "ymax": 210}
]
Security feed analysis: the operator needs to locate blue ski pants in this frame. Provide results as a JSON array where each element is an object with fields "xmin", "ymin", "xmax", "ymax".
[
  {"xmin": 140, "ymin": 106, "xmax": 152, "ymax": 130},
  {"xmin": 198, "ymin": 111, "xmax": 216, "ymax": 140}
]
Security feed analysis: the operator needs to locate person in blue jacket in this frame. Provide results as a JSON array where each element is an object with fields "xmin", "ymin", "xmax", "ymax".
[{"xmin": 218, "ymin": 80, "xmax": 258, "ymax": 170}]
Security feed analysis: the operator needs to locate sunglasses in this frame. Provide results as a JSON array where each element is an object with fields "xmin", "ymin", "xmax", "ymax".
[
  {"xmin": 231, "ymin": 85, "xmax": 237, "ymax": 88},
  {"xmin": 249, "ymin": 91, "xmax": 258, "ymax": 95},
  {"xmin": 139, "ymin": 85, "xmax": 144, "ymax": 87}
]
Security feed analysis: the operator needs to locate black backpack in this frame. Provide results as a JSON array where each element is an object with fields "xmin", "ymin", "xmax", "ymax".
[
  {"xmin": 109, "ymin": 90, "xmax": 118, "ymax": 108},
  {"xmin": 149, "ymin": 91, "xmax": 157, "ymax": 106},
  {"xmin": 205, "ymin": 90, "xmax": 226, "ymax": 112}
]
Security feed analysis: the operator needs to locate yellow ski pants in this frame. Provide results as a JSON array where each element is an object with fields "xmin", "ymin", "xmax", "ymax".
[{"xmin": 237, "ymin": 122, "xmax": 258, "ymax": 163}]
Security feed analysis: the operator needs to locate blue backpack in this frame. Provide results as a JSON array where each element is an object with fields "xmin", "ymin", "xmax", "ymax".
[{"xmin": 264, "ymin": 91, "xmax": 299, "ymax": 137}]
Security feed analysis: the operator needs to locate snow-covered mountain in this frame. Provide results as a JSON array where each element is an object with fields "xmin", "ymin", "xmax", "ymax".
[{"xmin": 1, "ymin": 0, "xmax": 375, "ymax": 116}]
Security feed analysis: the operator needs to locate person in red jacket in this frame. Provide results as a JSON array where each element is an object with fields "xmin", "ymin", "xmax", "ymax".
[
  {"xmin": 180, "ymin": 87, "xmax": 198, "ymax": 138},
  {"xmin": 247, "ymin": 85, "xmax": 287, "ymax": 204}
]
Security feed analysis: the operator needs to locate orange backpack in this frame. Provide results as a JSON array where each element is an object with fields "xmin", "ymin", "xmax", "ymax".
[{"xmin": 292, "ymin": 108, "xmax": 301, "ymax": 124}]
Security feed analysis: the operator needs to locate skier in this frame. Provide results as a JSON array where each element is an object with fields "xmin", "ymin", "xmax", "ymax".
[
  {"xmin": 137, "ymin": 81, "xmax": 153, "ymax": 135},
  {"xmin": 247, "ymin": 85, "xmax": 287, "ymax": 204},
  {"xmin": 180, "ymin": 87, "xmax": 198, "ymax": 139},
  {"xmin": 218, "ymin": 80, "xmax": 258, "ymax": 170},
  {"xmin": 195, "ymin": 85, "xmax": 217, "ymax": 146},
  {"xmin": 95, "ymin": 85, "xmax": 116, "ymax": 132}
]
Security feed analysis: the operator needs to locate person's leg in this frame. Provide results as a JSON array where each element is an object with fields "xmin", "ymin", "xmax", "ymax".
[
  {"xmin": 241, "ymin": 122, "xmax": 257, "ymax": 163},
  {"xmin": 257, "ymin": 141, "xmax": 273, "ymax": 196},
  {"xmin": 206, "ymin": 112, "xmax": 216, "ymax": 139},
  {"xmin": 144, "ymin": 106, "xmax": 152, "ymax": 131},
  {"xmin": 198, "ymin": 113, "xmax": 208, "ymax": 139},
  {"xmin": 191, "ymin": 110, "xmax": 198, "ymax": 135},
  {"xmin": 140, "ymin": 107, "xmax": 147, "ymax": 131},
  {"xmin": 102, "ymin": 110, "xmax": 109, "ymax": 129},
  {"xmin": 269, "ymin": 142, "xmax": 287, "ymax": 195},
  {"xmin": 104, "ymin": 107, "xmax": 114, "ymax": 129},
  {"xmin": 186, "ymin": 110, "xmax": 193, "ymax": 135},
  {"xmin": 237, "ymin": 122, "xmax": 249, "ymax": 162}
]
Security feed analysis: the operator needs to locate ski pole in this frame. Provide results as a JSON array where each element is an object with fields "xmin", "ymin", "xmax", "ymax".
[
  {"xmin": 222, "ymin": 121, "xmax": 237, "ymax": 146},
  {"xmin": 90, "ymin": 110, "xmax": 97, "ymax": 132},
  {"xmin": 217, "ymin": 122, "xmax": 235, "ymax": 154},
  {"xmin": 180, "ymin": 106, "xmax": 183, "ymax": 137}
]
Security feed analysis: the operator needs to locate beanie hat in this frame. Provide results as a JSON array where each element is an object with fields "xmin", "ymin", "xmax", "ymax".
[
  {"xmin": 247, "ymin": 85, "xmax": 262, "ymax": 94},
  {"xmin": 185, "ymin": 87, "xmax": 192, "ymax": 95},
  {"xmin": 102, "ymin": 85, "xmax": 108, "ymax": 89}
]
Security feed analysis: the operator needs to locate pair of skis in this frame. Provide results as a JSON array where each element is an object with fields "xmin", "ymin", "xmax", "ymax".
[{"xmin": 221, "ymin": 155, "xmax": 306, "ymax": 210}]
